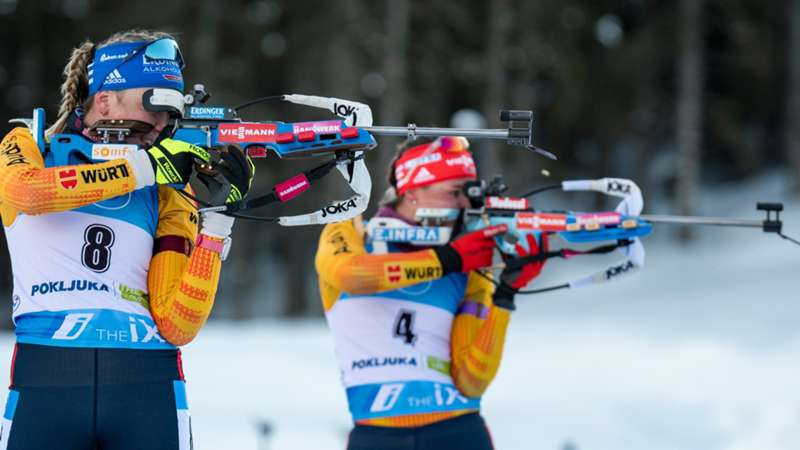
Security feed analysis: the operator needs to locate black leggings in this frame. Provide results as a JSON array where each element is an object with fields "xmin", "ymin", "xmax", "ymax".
[
  {"xmin": 0, "ymin": 343, "xmax": 191, "ymax": 450},
  {"xmin": 347, "ymin": 413, "xmax": 494, "ymax": 450}
]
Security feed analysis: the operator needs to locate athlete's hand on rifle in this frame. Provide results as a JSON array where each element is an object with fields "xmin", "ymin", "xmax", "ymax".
[
  {"xmin": 434, "ymin": 224, "xmax": 508, "ymax": 274},
  {"xmin": 197, "ymin": 145, "xmax": 256, "ymax": 205},
  {"xmin": 128, "ymin": 138, "xmax": 211, "ymax": 187},
  {"xmin": 493, "ymin": 233, "xmax": 549, "ymax": 310}
]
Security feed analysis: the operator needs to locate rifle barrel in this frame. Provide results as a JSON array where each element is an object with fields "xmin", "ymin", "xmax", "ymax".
[
  {"xmin": 362, "ymin": 126, "xmax": 509, "ymax": 140},
  {"xmin": 640, "ymin": 214, "xmax": 764, "ymax": 229}
]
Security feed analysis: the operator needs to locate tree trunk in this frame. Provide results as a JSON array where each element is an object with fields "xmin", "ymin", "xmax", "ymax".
[
  {"xmin": 675, "ymin": 0, "xmax": 705, "ymax": 241},
  {"xmin": 479, "ymin": 0, "xmax": 513, "ymax": 179},
  {"xmin": 374, "ymin": 0, "xmax": 411, "ymax": 190},
  {"xmin": 787, "ymin": 0, "xmax": 800, "ymax": 192}
]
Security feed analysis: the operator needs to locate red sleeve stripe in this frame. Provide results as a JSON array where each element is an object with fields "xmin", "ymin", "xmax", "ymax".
[{"xmin": 154, "ymin": 236, "xmax": 193, "ymax": 257}]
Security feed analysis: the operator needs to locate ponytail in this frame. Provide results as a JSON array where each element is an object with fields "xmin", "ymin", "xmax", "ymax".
[{"xmin": 45, "ymin": 40, "xmax": 94, "ymax": 138}]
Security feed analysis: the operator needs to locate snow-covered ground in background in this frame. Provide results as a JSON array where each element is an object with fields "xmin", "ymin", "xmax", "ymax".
[{"xmin": 0, "ymin": 174, "xmax": 797, "ymax": 449}]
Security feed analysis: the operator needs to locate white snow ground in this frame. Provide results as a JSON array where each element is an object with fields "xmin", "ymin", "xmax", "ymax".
[{"xmin": 0, "ymin": 175, "xmax": 798, "ymax": 450}]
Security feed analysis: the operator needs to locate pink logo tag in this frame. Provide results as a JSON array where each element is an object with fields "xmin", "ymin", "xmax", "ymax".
[{"xmin": 275, "ymin": 174, "xmax": 311, "ymax": 202}]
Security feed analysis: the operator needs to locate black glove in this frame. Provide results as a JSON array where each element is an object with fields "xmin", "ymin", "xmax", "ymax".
[
  {"xmin": 145, "ymin": 138, "xmax": 210, "ymax": 185},
  {"xmin": 198, "ymin": 145, "xmax": 255, "ymax": 204}
]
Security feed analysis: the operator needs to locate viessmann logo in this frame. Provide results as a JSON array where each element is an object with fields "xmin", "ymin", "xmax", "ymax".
[
  {"xmin": 218, "ymin": 123, "xmax": 277, "ymax": 143},
  {"xmin": 516, "ymin": 213, "xmax": 567, "ymax": 231}
]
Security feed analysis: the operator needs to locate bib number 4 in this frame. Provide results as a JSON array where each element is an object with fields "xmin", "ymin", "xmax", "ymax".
[
  {"xmin": 393, "ymin": 310, "xmax": 417, "ymax": 345},
  {"xmin": 82, "ymin": 224, "xmax": 115, "ymax": 273}
]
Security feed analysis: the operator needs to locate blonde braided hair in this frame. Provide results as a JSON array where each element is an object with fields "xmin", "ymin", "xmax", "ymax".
[{"xmin": 46, "ymin": 29, "xmax": 176, "ymax": 138}]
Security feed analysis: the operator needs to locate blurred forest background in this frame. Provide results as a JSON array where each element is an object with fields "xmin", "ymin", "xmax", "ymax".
[{"xmin": 0, "ymin": 0, "xmax": 798, "ymax": 325}]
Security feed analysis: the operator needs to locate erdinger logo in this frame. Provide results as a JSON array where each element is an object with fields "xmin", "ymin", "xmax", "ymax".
[
  {"xmin": 189, "ymin": 107, "xmax": 225, "ymax": 119},
  {"xmin": 486, "ymin": 196, "xmax": 528, "ymax": 210},
  {"xmin": 320, "ymin": 198, "xmax": 357, "ymax": 218},
  {"xmin": 607, "ymin": 180, "xmax": 632, "ymax": 195},
  {"xmin": 516, "ymin": 213, "xmax": 567, "ymax": 231},
  {"xmin": 218, "ymin": 123, "xmax": 277, "ymax": 143}
]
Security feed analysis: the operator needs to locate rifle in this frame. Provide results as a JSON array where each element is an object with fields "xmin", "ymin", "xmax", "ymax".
[
  {"xmin": 370, "ymin": 176, "xmax": 797, "ymax": 294},
  {"xmin": 13, "ymin": 85, "xmax": 545, "ymax": 226}
]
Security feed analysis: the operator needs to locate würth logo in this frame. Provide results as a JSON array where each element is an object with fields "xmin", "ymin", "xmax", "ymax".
[
  {"xmin": 386, "ymin": 265, "xmax": 401, "ymax": 283},
  {"xmin": 58, "ymin": 169, "xmax": 77, "ymax": 189}
]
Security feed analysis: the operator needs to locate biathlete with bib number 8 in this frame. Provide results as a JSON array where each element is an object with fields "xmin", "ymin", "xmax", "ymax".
[
  {"xmin": 316, "ymin": 136, "xmax": 547, "ymax": 450},
  {"xmin": 0, "ymin": 30, "xmax": 253, "ymax": 450}
]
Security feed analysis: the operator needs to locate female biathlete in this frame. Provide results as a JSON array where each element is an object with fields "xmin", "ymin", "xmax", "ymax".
[
  {"xmin": 316, "ymin": 137, "xmax": 546, "ymax": 449},
  {"xmin": 0, "ymin": 30, "xmax": 252, "ymax": 449}
]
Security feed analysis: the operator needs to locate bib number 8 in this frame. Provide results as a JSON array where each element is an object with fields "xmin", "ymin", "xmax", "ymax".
[{"xmin": 82, "ymin": 224, "xmax": 115, "ymax": 273}]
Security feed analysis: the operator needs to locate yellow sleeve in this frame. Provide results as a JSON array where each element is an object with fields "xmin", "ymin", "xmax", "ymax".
[
  {"xmin": 148, "ymin": 185, "xmax": 223, "ymax": 346},
  {"xmin": 450, "ymin": 271, "xmax": 511, "ymax": 398},
  {"xmin": 315, "ymin": 219, "xmax": 446, "ymax": 311},
  {"xmin": 0, "ymin": 128, "xmax": 138, "ymax": 225}
]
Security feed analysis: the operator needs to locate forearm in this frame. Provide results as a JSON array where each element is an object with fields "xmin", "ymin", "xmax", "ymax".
[
  {"xmin": 0, "ymin": 160, "xmax": 138, "ymax": 215},
  {"xmin": 450, "ymin": 304, "xmax": 512, "ymax": 398},
  {"xmin": 148, "ymin": 241, "xmax": 222, "ymax": 346},
  {"xmin": 323, "ymin": 249, "xmax": 445, "ymax": 294}
]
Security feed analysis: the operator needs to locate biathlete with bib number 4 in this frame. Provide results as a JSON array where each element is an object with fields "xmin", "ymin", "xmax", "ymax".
[
  {"xmin": 316, "ymin": 136, "xmax": 547, "ymax": 450},
  {"xmin": 0, "ymin": 30, "xmax": 253, "ymax": 450}
]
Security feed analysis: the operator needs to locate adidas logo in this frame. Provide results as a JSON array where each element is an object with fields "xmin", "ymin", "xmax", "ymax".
[
  {"xmin": 104, "ymin": 69, "xmax": 126, "ymax": 84},
  {"xmin": 412, "ymin": 167, "xmax": 436, "ymax": 184}
]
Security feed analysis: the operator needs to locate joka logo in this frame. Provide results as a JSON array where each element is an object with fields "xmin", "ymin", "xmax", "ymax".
[
  {"xmin": 386, "ymin": 265, "xmax": 401, "ymax": 283},
  {"xmin": 218, "ymin": 123, "xmax": 277, "ymax": 143},
  {"xmin": 334, "ymin": 103, "xmax": 359, "ymax": 125},
  {"xmin": 605, "ymin": 261, "xmax": 636, "ymax": 280},
  {"xmin": 104, "ymin": 69, "xmax": 126, "ymax": 85},
  {"xmin": 607, "ymin": 180, "xmax": 632, "ymax": 195},
  {"xmin": 320, "ymin": 198, "xmax": 357, "ymax": 218},
  {"xmin": 81, "ymin": 163, "xmax": 130, "ymax": 184},
  {"xmin": 59, "ymin": 169, "xmax": 78, "ymax": 189}
]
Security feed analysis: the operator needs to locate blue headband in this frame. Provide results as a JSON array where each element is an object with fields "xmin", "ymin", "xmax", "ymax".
[{"xmin": 88, "ymin": 39, "xmax": 185, "ymax": 96}]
